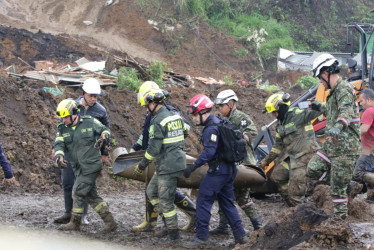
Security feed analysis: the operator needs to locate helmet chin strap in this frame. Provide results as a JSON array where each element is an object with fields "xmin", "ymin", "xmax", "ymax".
[
  {"xmin": 83, "ymin": 95, "xmax": 94, "ymax": 107},
  {"xmin": 66, "ymin": 115, "xmax": 77, "ymax": 127},
  {"xmin": 147, "ymin": 103, "xmax": 159, "ymax": 115}
]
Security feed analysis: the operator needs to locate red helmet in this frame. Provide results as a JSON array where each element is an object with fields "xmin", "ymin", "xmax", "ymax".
[{"xmin": 187, "ymin": 94, "xmax": 214, "ymax": 114}]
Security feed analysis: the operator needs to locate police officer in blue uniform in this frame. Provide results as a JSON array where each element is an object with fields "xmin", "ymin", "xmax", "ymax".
[{"xmin": 183, "ymin": 94, "xmax": 248, "ymax": 248}]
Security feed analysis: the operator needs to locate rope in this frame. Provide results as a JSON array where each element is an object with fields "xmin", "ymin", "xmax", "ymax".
[{"xmin": 170, "ymin": 0, "xmax": 236, "ymax": 72}]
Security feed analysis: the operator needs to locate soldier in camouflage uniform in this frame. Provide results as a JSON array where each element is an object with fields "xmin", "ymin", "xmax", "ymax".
[
  {"xmin": 133, "ymin": 88, "xmax": 188, "ymax": 243},
  {"xmin": 308, "ymin": 53, "xmax": 360, "ymax": 219},
  {"xmin": 210, "ymin": 89, "xmax": 262, "ymax": 234},
  {"xmin": 259, "ymin": 92, "xmax": 320, "ymax": 207},
  {"xmin": 54, "ymin": 99, "xmax": 117, "ymax": 232}
]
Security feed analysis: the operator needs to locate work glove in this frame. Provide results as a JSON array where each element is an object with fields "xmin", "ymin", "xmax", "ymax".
[
  {"xmin": 133, "ymin": 164, "xmax": 145, "ymax": 178},
  {"xmin": 103, "ymin": 133, "xmax": 110, "ymax": 147},
  {"xmin": 309, "ymin": 101, "xmax": 322, "ymax": 111},
  {"xmin": 328, "ymin": 127, "xmax": 341, "ymax": 139},
  {"xmin": 183, "ymin": 164, "xmax": 198, "ymax": 178},
  {"xmin": 56, "ymin": 155, "xmax": 67, "ymax": 168}
]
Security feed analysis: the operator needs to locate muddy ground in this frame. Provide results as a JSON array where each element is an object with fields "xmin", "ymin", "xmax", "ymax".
[{"xmin": 0, "ymin": 1, "xmax": 373, "ymax": 249}]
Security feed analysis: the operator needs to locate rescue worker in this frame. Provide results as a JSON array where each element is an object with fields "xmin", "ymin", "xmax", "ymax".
[
  {"xmin": 133, "ymin": 88, "xmax": 188, "ymax": 243},
  {"xmin": 54, "ymin": 78, "xmax": 110, "ymax": 225},
  {"xmin": 211, "ymin": 89, "xmax": 262, "ymax": 234},
  {"xmin": 308, "ymin": 53, "xmax": 360, "ymax": 219},
  {"xmin": 0, "ymin": 144, "xmax": 15, "ymax": 185},
  {"xmin": 259, "ymin": 92, "xmax": 320, "ymax": 206},
  {"xmin": 353, "ymin": 89, "xmax": 374, "ymax": 201},
  {"xmin": 131, "ymin": 81, "xmax": 196, "ymax": 234},
  {"xmin": 54, "ymin": 99, "xmax": 117, "ymax": 232},
  {"xmin": 183, "ymin": 94, "xmax": 248, "ymax": 248}
]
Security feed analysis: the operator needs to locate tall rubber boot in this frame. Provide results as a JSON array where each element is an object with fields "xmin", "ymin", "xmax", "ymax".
[
  {"xmin": 99, "ymin": 211, "xmax": 117, "ymax": 233},
  {"xmin": 82, "ymin": 202, "xmax": 90, "ymax": 225},
  {"xmin": 161, "ymin": 229, "xmax": 181, "ymax": 245},
  {"xmin": 175, "ymin": 196, "xmax": 197, "ymax": 232},
  {"xmin": 132, "ymin": 199, "xmax": 158, "ymax": 232},
  {"xmin": 54, "ymin": 191, "xmax": 73, "ymax": 224},
  {"xmin": 58, "ymin": 213, "xmax": 82, "ymax": 231},
  {"xmin": 209, "ymin": 210, "xmax": 229, "ymax": 235},
  {"xmin": 364, "ymin": 172, "xmax": 374, "ymax": 186},
  {"xmin": 250, "ymin": 218, "xmax": 263, "ymax": 231}
]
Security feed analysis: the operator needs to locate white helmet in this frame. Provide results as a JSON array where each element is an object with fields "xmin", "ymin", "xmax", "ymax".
[
  {"xmin": 312, "ymin": 53, "xmax": 338, "ymax": 77},
  {"xmin": 214, "ymin": 89, "xmax": 238, "ymax": 105},
  {"xmin": 82, "ymin": 78, "xmax": 101, "ymax": 95}
]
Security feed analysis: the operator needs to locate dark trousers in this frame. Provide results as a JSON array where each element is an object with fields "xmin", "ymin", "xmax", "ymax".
[{"xmin": 196, "ymin": 167, "xmax": 245, "ymax": 240}]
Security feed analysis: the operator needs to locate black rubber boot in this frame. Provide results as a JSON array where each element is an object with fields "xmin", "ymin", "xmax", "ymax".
[
  {"xmin": 161, "ymin": 229, "xmax": 181, "ymax": 245},
  {"xmin": 175, "ymin": 196, "xmax": 197, "ymax": 232},
  {"xmin": 183, "ymin": 237, "xmax": 208, "ymax": 248},
  {"xmin": 209, "ymin": 211, "xmax": 229, "ymax": 235},
  {"xmin": 234, "ymin": 234, "xmax": 249, "ymax": 245},
  {"xmin": 132, "ymin": 199, "xmax": 158, "ymax": 232},
  {"xmin": 54, "ymin": 191, "xmax": 73, "ymax": 224},
  {"xmin": 250, "ymin": 218, "xmax": 263, "ymax": 231},
  {"xmin": 155, "ymin": 215, "xmax": 168, "ymax": 238}
]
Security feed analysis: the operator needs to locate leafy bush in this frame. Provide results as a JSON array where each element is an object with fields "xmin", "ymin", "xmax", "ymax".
[
  {"xmin": 233, "ymin": 48, "xmax": 248, "ymax": 58},
  {"xmin": 295, "ymin": 75, "xmax": 319, "ymax": 89},
  {"xmin": 146, "ymin": 61, "xmax": 167, "ymax": 88},
  {"xmin": 256, "ymin": 83, "xmax": 279, "ymax": 92},
  {"xmin": 117, "ymin": 67, "xmax": 142, "ymax": 92},
  {"xmin": 223, "ymin": 75, "xmax": 234, "ymax": 85}
]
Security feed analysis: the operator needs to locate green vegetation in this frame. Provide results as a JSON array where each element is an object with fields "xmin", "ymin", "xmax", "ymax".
[
  {"xmin": 295, "ymin": 75, "xmax": 320, "ymax": 89},
  {"xmin": 146, "ymin": 61, "xmax": 167, "ymax": 88},
  {"xmin": 116, "ymin": 67, "xmax": 142, "ymax": 91},
  {"xmin": 222, "ymin": 75, "xmax": 234, "ymax": 85},
  {"xmin": 233, "ymin": 48, "xmax": 248, "ymax": 58},
  {"xmin": 256, "ymin": 83, "xmax": 279, "ymax": 92}
]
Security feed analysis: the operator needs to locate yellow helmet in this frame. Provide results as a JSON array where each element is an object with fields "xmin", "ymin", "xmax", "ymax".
[
  {"xmin": 56, "ymin": 99, "xmax": 79, "ymax": 118},
  {"xmin": 137, "ymin": 81, "xmax": 160, "ymax": 104},
  {"xmin": 138, "ymin": 88, "xmax": 165, "ymax": 106},
  {"xmin": 265, "ymin": 93, "xmax": 290, "ymax": 113}
]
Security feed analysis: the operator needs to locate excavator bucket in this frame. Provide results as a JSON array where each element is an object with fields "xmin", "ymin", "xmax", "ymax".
[{"xmin": 111, "ymin": 147, "xmax": 267, "ymax": 189}]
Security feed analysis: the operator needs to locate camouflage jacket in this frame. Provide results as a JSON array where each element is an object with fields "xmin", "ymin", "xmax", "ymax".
[
  {"xmin": 140, "ymin": 106, "xmax": 187, "ymax": 175},
  {"xmin": 320, "ymin": 78, "xmax": 361, "ymax": 157},
  {"xmin": 228, "ymin": 109, "xmax": 257, "ymax": 165},
  {"xmin": 265, "ymin": 107, "xmax": 320, "ymax": 164}
]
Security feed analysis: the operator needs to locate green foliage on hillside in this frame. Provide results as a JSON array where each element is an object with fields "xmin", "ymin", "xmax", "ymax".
[{"xmin": 176, "ymin": 0, "xmax": 374, "ymax": 70}]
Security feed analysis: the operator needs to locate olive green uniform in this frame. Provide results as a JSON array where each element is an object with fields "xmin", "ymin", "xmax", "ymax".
[
  {"xmin": 54, "ymin": 115, "xmax": 110, "ymax": 216},
  {"xmin": 263, "ymin": 107, "xmax": 320, "ymax": 206},
  {"xmin": 307, "ymin": 78, "xmax": 360, "ymax": 218},
  {"xmin": 140, "ymin": 106, "xmax": 187, "ymax": 230}
]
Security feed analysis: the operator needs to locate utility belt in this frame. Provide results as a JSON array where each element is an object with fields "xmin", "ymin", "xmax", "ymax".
[{"xmin": 207, "ymin": 158, "xmax": 221, "ymax": 173}]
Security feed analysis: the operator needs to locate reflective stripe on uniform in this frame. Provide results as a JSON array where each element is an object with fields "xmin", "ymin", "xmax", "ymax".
[
  {"xmin": 163, "ymin": 135, "xmax": 184, "ymax": 144},
  {"xmin": 150, "ymin": 198, "xmax": 159, "ymax": 206},
  {"xmin": 54, "ymin": 150, "xmax": 64, "ymax": 156},
  {"xmin": 350, "ymin": 117, "xmax": 360, "ymax": 123},
  {"xmin": 72, "ymin": 207, "xmax": 84, "ymax": 214},
  {"xmin": 332, "ymin": 197, "xmax": 348, "ymax": 204},
  {"xmin": 270, "ymin": 147, "xmax": 281, "ymax": 154},
  {"xmin": 318, "ymin": 171, "xmax": 328, "ymax": 181},
  {"xmin": 184, "ymin": 123, "xmax": 190, "ymax": 132},
  {"xmin": 316, "ymin": 150, "xmax": 331, "ymax": 164},
  {"xmin": 145, "ymin": 151, "xmax": 155, "ymax": 160},
  {"xmin": 163, "ymin": 209, "xmax": 177, "ymax": 218},
  {"xmin": 55, "ymin": 136, "xmax": 64, "ymax": 142},
  {"xmin": 305, "ymin": 124, "xmax": 313, "ymax": 131},
  {"xmin": 240, "ymin": 200, "xmax": 254, "ymax": 209},
  {"xmin": 337, "ymin": 117, "xmax": 349, "ymax": 127},
  {"xmin": 160, "ymin": 115, "xmax": 182, "ymax": 127},
  {"xmin": 281, "ymin": 161, "xmax": 289, "ymax": 170},
  {"xmin": 94, "ymin": 201, "xmax": 107, "ymax": 212},
  {"xmin": 275, "ymin": 133, "xmax": 280, "ymax": 138},
  {"xmin": 101, "ymin": 130, "xmax": 110, "ymax": 136},
  {"xmin": 295, "ymin": 109, "xmax": 304, "ymax": 114}
]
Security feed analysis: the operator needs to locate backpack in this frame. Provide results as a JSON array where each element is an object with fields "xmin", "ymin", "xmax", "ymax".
[{"xmin": 207, "ymin": 118, "xmax": 247, "ymax": 163}]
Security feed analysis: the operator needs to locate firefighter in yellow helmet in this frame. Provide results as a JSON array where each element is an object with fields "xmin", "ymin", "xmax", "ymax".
[
  {"xmin": 131, "ymin": 83, "xmax": 195, "ymax": 242},
  {"xmin": 259, "ymin": 92, "xmax": 320, "ymax": 206},
  {"xmin": 54, "ymin": 99, "xmax": 117, "ymax": 233}
]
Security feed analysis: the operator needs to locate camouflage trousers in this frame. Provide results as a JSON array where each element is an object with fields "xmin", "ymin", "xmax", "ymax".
[
  {"xmin": 353, "ymin": 154, "xmax": 374, "ymax": 189},
  {"xmin": 307, "ymin": 151, "xmax": 357, "ymax": 218},
  {"xmin": 217, "ymin": 186, "xmax": 259, "ymax": 221},
  {"xmin": 72, "ymin": 171, "xmax": 106, "ymax": 215},
  {"xmin": 271, "ymin": 152, "xmax": 313, "ymax": 207},
  {"xmin": 147, "ymin": 170, "xmax": 183, "ymax": 230}
]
